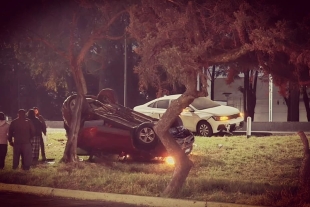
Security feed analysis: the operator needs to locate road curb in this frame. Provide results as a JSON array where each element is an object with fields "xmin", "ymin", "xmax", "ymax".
[{"xmin": 0, "ymin": 183, "xmax": 268, "ymax": 207}]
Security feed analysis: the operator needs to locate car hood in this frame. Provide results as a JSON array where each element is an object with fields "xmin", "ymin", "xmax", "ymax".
[{"xmin": 194, "ymin": 105, "xmax": 240, "ymax": 117}]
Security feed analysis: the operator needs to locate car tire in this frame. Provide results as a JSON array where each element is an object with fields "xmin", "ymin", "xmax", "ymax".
[
  {"xmin": 134, "ymin": 123, "xmax": 158, "ymax": 149},
  {"xmin": 197, "ymin": 121, "xmax": 213, "ymax": 137}
]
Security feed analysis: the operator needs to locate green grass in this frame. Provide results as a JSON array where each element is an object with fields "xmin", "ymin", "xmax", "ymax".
[{"xmin": 0, "ymin": 130, "xmax": 307, "ymax": 206}]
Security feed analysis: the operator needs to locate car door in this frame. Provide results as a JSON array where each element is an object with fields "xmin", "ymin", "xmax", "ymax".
[
  {"xmin": 151, "ymin": 99, "xmax": 170, "ymax": 119},
  {"xmin": 134, "ymin": 101, "xmax": 157, "ymax": 118},
  {"xmin": 179, "ymin": 105, "xmax": 200, "ymax": 132}
]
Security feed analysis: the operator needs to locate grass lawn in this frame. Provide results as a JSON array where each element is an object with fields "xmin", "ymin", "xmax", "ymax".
[{"xmin": 0, "ymin": 129, "xmax": 307, "ymax": 206}]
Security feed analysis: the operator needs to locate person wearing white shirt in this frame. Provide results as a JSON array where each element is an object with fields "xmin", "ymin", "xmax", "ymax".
[{"xmin": 0, "ymin": 112, "xmax": 10, "ymax": 169}]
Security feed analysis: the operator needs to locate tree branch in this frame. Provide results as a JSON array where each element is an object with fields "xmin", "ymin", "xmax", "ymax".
[
  {"xmin": 30, "ymin": 37, "xmax": 70, "ymax": 61},
  {"xmin": 17, "ymin": 25, "xmax": 70, "ymax": 61},
  {"xmin": 101, "ymin": 33, "xmax": 125, "ymax": 40},
  {"xmin": 69, "ymin": 11, "xmax": 78, "ymax": 65},
  {"xmin": 206, "ymin": 43, "xmax": 253, "ymax": 65},
  {"xmin": 77, "ymin": 10, "xmax": 128, "ymax": 66},
  {"xmin": 166, "ymin": 0, "xmax": 185, "ymax": 7},
  {"xmin": 92, "ymin": 10, "xmax": 127, "ymax": 39}
]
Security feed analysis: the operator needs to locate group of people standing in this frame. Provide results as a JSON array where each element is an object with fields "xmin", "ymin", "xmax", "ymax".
[{"xmin": 0, "ymin": 107, "xmax": 47, "ymax": 170}]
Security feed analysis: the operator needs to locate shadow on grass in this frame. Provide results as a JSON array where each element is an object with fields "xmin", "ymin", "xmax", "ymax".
[
  {"xmin": 182, "ymin": 177, "xmax": 299, "ymax": 200},
  {"xmin": 231, "ymin": 132, "xmax": 273, "ymax": 137},
  {"xmin": 189, "ymin": 154, "xmax": 225, "ymax": 168}
]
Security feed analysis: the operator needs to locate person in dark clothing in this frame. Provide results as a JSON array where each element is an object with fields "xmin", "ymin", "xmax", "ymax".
[
  {"xmin": 27, "ymin": 109, "xmax": 46, "ymax": 165},
  {"xmin": 33, "ymin": 107, "xmax": 47, "ymax": 161},
  {"xmin": 8, "ymin": 109, "xmax": 35, "ymax": 170},
  {"xmin": 0, "ymin": 112, "xmax": 10, "ymax": 169}
]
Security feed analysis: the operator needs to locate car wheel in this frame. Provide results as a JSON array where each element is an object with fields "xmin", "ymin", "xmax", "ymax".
[
  {"xmin": 134, "ymin": 123, "xmax": 158, "ymax": 149},
  {"xmin": 197, "ymin": 121, "xmax": 213, "ymax": 137}
]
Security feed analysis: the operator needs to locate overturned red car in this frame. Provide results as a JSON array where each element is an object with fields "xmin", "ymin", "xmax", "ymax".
[{"xmin": 62, "ymin": 89, "xmax": 195, "ymax": 161}]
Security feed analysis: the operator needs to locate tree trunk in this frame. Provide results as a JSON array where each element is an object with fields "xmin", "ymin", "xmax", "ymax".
[
  {"xmin": 284, "ymin": 96, "xmax": 290, "ymax": 121},
  {"xmin": 210, "ymin": 65, "xmax": 215, "ymax": 100},
  {"xmin": 301, "ymin": 86, "xmax": 310, "ymax": 122},
  {"xmin": 297, "ymin": 131, "xmax": 310, "ymax": 192},
  {"xmin": 62, "ymin": 64, "xmax": 88, "ymax": 163},
  {"xmin": 243, "ymin": 71, "xmax": 249, "ymax": 121},
  {"xmin": 247, "ymin": 70, "xmax": 258, "ymax": 121},
  {"xmin": 154, "ymin": 73, "xmax": 198, "ymax": 197},
  {"xmin": 62, "ymin": 94, "xmax": 83, "ymax": 162},
  {"xmin": 287, "ymin": 82, "xmax": 300, "ymax": 122}
]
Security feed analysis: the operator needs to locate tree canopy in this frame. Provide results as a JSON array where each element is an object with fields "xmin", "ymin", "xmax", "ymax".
[
  {"xmin": 129, "ymin": 0, "xmax": 310, "ymax": 95},
  {"xmin": 2, "ymin": 0, "xmax": 129, "ymax": 93}
]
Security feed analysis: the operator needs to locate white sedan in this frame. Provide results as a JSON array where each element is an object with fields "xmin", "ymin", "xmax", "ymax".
[{"xmin": 133, "ymin": 94, "xmax": 244, "ymax": 137}]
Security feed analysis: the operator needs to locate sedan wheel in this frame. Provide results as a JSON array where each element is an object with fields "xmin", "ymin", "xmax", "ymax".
[
  {"xmin": 135, "ymin": 123, "xmax": 158, "ymax": 149},
  {"xmin": 138, "ymin": 127, "xmax": 156, "ymax": 143},
  {"xmin": 197, "ymin": 121, "xmax": 212, "ymax": 137}
]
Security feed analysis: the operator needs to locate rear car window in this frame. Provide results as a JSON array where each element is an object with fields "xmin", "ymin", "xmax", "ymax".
[
  {"xmin": 147, "ymin": 102, "xmax": 156, "ymax": 108},
  {"xmin": 156, "ymin": 100, "xmax": 170, "ymax": 109}
]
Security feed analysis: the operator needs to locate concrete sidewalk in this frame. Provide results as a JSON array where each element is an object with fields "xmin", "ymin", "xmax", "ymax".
[{"xmin": 0, "ymin": 183, "xmax": 268, "ymax": 207}]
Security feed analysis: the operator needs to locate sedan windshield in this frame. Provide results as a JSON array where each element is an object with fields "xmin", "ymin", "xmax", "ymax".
[{"xmin": 191, "ymin": 97, "xmax": 220, "ymax": 110}]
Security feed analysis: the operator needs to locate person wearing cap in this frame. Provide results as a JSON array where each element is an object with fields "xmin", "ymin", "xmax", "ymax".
[
  {"xmin": 8, "ymin": 109, "xmax": 35, "ymax": 170},
  {"xmin": 33, "ymin": 107, "xmax": 47, "ymax": 161},
  {"xmin": 0, "ymin": 112, "xmax": 10, "ymax": 169}
]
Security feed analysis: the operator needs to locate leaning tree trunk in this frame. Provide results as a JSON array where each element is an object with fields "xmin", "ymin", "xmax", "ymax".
[
  {"xmin": 154, "ymin": 73, "xmax": 199, "ymax": 197},
  {"xmin": 62, "ymin": 63, "xmax": 88, "ymax": 162}
]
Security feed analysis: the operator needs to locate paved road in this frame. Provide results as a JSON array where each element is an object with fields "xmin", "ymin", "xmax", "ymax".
[{"xmin": 1, "ymin": 191, "xmax": 150, "ymax": 207}]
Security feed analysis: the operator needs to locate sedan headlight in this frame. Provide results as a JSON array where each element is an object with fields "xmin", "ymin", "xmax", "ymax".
[{"xmin": 213, "ymin": 116, "xmax": 229, "ymax": 121}]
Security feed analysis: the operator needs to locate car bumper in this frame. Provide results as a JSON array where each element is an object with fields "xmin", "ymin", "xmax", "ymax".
[{"xmin": 215, "ymin": 119, "xmax": 244, "ymax": 133}]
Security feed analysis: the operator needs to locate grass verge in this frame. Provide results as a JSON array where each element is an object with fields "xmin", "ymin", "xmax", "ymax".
[{"xmin": 0, "ymin": 129, "xmax": 307, "ymax": 206}]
